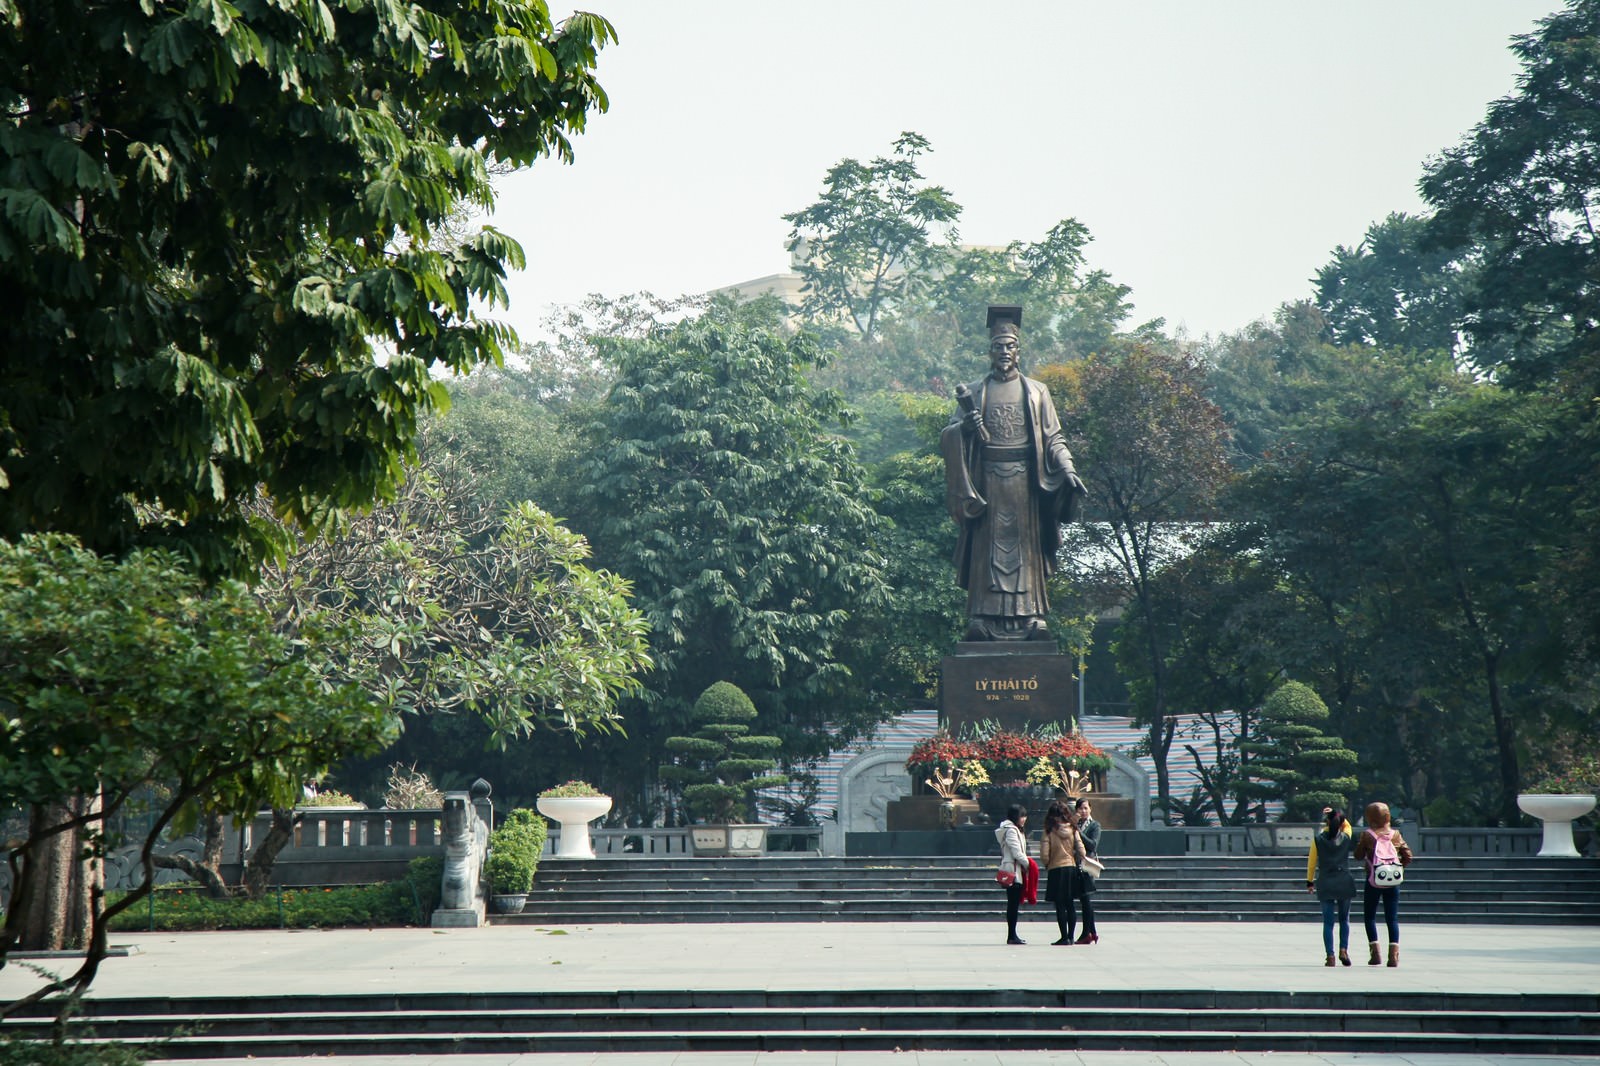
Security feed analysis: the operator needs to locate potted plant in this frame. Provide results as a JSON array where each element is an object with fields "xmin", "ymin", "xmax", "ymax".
[
  {"xmin": 1518, "ymin": 756, "xmax": 1599, "ymax": 858},
  {"xmin": 487, "ymin": 808, "xmax": 547, "ymax": 912},
  {"xmin": 535, "ymin": 780, "xmax": 612, "ymax": 858},
  {"xmin": 1238, "ymin": 681, "xmax": 1360, "ymax": 854},
  {"xmin": 660, "ymin": 682, "xmax": 788, "ymax": 857}
]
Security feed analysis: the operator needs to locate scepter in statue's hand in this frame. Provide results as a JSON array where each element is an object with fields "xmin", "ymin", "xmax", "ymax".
[{"xmin": 954, "ymin": 383, "xmax": 989, "ymax": 444}]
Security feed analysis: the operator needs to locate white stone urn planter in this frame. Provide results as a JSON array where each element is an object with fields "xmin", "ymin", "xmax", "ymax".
[
  {"xmin": 1517, "ymin": 793, "xmax": 1597, "ymax": 858},
  {"xmin": 536, "ymin": 794, "xmax": 612, "ymax": 857}
]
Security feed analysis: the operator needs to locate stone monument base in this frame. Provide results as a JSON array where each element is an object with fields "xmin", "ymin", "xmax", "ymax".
[
  {"xmin": 941, "ymin": 644, "xmax": 1079, "ymax": 735},
  {"xmin": 885, "ymin": 795, "xmax": 982, "ymax": 831},
  {"xmin": 1088, "ymin": 794, "xmax": 1135, "ymax": 830}
]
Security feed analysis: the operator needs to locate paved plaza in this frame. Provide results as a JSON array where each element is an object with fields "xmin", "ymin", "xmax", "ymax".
[{"xmin": 3, "ymin": 918, "xmax": 1596, "ymax": 1065}]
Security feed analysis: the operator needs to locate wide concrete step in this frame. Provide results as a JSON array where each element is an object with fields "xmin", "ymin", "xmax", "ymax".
[
  {"xmin": 507, "ymin": 854, "xmax": 1600, "ymax": 925},
  {"xmin": 16, "ymin": 989, "xmax": 1597, "ymax": 1058}
]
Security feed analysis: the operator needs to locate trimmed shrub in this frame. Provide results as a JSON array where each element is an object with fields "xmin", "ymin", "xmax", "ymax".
[
  {"xmin": 660, "ymin": 682, "xmax": 788, "ymax": 823},
  {"xmin": 1239, "ymin": 680, "xmax": 1360, "ymax": 821},
  {"xmin": 487, "ymin": 808, "xmax": 547, "ymax": 894}
]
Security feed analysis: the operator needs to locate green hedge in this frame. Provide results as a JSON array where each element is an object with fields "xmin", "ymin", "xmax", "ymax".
[{"xmin": 106, "ymin": 857, "xmax": 442, "ymax": 931}]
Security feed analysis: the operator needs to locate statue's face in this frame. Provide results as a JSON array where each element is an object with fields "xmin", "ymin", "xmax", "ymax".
[{"xmin": 988, "ymin": 335, "xmax": 1020, "ymax": 379}]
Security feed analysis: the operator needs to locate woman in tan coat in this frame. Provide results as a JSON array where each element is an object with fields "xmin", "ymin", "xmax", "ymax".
[
  {"xmin": 1041, "ymin": 800, "xmax": 1090, "ymax": 945},
  {"xmin": 1352, "ymin": 801, "xmax": 1414, "ymax": 966}
]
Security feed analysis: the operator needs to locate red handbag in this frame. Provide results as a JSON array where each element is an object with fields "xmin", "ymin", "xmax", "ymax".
[{"xmin": 995, "ymin": 868, "xmax": 1017, "ymax": 887}]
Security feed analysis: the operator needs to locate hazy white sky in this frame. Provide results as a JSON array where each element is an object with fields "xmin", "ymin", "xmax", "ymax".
[{"xmin": 487, "ymin": 1, "xmax": 1550, "ymax": 343}]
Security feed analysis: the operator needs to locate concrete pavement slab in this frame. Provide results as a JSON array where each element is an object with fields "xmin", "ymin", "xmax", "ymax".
[
  {"xmin": 3, "ymin": 921, "xmax": 1592, "ymax": 1001},
  {"xmin": 4, "ymin": 921, "xmax": 1596, "ymax": 1066}
]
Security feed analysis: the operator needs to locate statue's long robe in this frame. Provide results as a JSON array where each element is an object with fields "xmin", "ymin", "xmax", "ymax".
[{"xmin": 939, "ymin": 374, "xmax": 1080, "ymax": 627}]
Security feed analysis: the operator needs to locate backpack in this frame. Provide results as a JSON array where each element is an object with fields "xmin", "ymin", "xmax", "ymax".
[{"xmin": 1367, "ymin": 829, "xmax": 1404, "ymax": 888}]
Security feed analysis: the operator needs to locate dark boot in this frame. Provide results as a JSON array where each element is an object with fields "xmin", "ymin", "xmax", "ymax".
[{"xmin": 1367, "ymin": 941, "xmax": 1381, "ymax": 965}]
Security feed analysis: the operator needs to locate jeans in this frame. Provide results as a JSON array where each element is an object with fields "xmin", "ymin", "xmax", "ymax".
[
  {"xmin": 1321, "ymin": 897, "xmax": 1351, "ymax": 955},
  {"xmin": 1363, "ymin": 883, "xmax": 1400, "ymax": 943},
  {"xmin": 1004, "ymin": 882, "xmax": 1023, "ymax": 938}
]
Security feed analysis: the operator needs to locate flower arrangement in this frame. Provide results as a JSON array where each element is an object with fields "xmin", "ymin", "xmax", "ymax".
[
  {"xmin": 926, "ymin": 760, "xmax": 990, "ymax": 800},
  {"xmin": 1025, "ymin": 757, "xmax": 1096, "ymax": 798},
  {"xmin": 906, "ymin": 728, "xmax": 1110, "ymax": 789},
  {"xmin": 538, "ymin": 780, "xmax": 605, "ymax": 799}
]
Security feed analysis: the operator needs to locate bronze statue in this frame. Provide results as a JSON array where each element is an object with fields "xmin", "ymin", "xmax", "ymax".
[{"xmin": 940, "ymin": 306, "xmax": 1086, "ymax": 641}]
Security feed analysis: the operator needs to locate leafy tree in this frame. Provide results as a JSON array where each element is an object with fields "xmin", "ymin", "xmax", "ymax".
[
  {"xmin": 259, "ymin": 449, "xmax": 650, "ymax": 745},
  {"xmin": 1041, "ymin": 344, "xmax": 1234, "ymax": 821},
  {"xmin": 1419, "ymin": 0, "xmax": 1600, "ymax": 691},
  {"xmin": 1238, "ymin": 681, "xmax": 1360, "ymax": 822},
  {"xmin": 1201, "ymin": 302, "xmax": 1375, "ymax": 469},
  {"xmin": 846, "ymin": 394, "xmax": 967, "ymax": 706},
  {"xmin": 1117, "ymin": 533, "xmax": 1290, "ymax": 825},
  {"xmin": 810, "ymin": 219, "xmax": 1144, "ymax": 402},
  {"xmin": 1419, "ymin": 0, "xmax": 1600, "ymax": 393},
  {"xmin": 1228, "ymin": 346, "xmax": 1572, "ymax": 823},
  {"xmin": 928, "ymin": 218, "xmax": 1144, "ymax": 365},
  {"xmin": 783, "ymin": 131, "xmax": 961, "ymax": 339},
  {"xmin": 1313, "ymin": 212, "xmax": 1472, "ymax": 356},
  {"xmin": 660, "ymin": 682, "xmax": 787, "ymax": 824},
  {"xmin": 0, "ymin": 0, "xmax": 614, "ymax": 577},
  {"xmin": 152, "ymin": 447, "xmax": 648, "ymax": 894},
  {"xmin": 572, "ymin": 300, "xmax": 891, "ymax": 810},
  {"xmin": 0, "ymin": 535, "xmax": 391, "ymax": 1021}
]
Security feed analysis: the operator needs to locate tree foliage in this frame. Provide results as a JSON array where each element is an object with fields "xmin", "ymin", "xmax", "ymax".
[
  {"xmin": 1043, "ymin": 344, "xmax": 1233, "ymax": 820},
  {"xmin": 1217, "ymin": 339, "xmax": 1580, "ymax": 823},
  {"xmin": 0, "ymin": 534, "xmax": 391, "ymax": 1019},
  {"xmin": 0, "ymin": 0, "xmax": 614, "ymax": 577},
  {"xmin": 1420, "ymin": 0, "xmax": 1600, "ymax": 393},
  {"xmin": 572, "ymin": 300, "xmax": 891, "ymax": 803},
  {"xmin": 1313, "ymin": 212, "xmax": 1471, "ymax": 356},
  {"xmin": 1419, "ymin": 0, "xmax": 1600, "ymax": 686},
  {"xmin": 256, "ymin": 449, "xmax": 651, "ymax": 748},
  {"xmin": 783, "ymin": 131, "xmax": 961, "ymax": 339}
]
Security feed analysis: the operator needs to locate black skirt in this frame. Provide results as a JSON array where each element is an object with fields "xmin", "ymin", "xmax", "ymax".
[{"xmin": 1045, "ymin": 865, "xmax": 1091, "ymax": 901}]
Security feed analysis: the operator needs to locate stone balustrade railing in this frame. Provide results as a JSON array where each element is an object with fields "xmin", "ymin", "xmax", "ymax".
[
  {"xmin": 541, "ymin": 826, "xmax": 825, "ymax": 857},
  {"xmin": 75, "ymin": 818, "xmax": 1563, "ymax": 900}
]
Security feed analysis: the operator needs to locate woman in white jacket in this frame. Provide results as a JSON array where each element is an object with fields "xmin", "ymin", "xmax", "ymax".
[{"xmin": 995, "ymin": 804, "xmax": 1030, "ymax": 945}]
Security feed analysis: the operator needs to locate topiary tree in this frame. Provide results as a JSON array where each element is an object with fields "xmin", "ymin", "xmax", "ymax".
[
  {"xmin": 486, "ymin": 808, "xmax": 548, "ymax": 895},
  {"xmin": 1239, "ymin": 680, "xmax": 1360, "ymax": 822},
  {"xmin": 660, "ymin": 682, "xmax": 788, "ymax": 824}
]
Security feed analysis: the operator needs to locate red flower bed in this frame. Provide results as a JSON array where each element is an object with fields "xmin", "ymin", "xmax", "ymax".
[{"xmin": 907, "ymin": 730, "xmax": 1110, "ymax": 777}]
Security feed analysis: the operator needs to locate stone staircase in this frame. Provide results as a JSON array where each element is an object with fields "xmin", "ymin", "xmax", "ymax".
[
  {"xmin": 500, "ymin": 854, "xmax": 1600, "ymax": 925},
  {"xmin": 13, "ymin": 988, "xmax": 1599, "ymax": 1057}
]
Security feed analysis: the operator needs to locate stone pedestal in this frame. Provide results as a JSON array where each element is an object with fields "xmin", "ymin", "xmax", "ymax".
[
  {"xmin": 885, "ymin": 795, "xmax": 982, "ymax": 831},
  {"xmin": 940, "ymin": 643, "xmax": 1079, "ymax": 734},
  {"xmin": 1090, "ymin": 795, "xmax": 1135, "ymax": 830}
]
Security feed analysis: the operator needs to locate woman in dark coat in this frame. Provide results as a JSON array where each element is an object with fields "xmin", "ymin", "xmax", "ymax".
[
  {"xmin": 1072, "ymin": 798, "xmax": 1100, "ymax": 944},
  {"xmin": 1307, "ymin": 806, "xmax": 1357, "ymax": 966}
]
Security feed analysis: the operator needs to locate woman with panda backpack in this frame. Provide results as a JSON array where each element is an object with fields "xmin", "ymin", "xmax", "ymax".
[{"xmin": 1352, "ymin": 801, "xmax": 1414, "ymax": 967}]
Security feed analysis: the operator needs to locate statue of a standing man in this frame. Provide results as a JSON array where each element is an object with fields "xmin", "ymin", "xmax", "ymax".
[{"xmin": 940, "ymin": 306, "xmax": 1086, "ymax": 642}]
